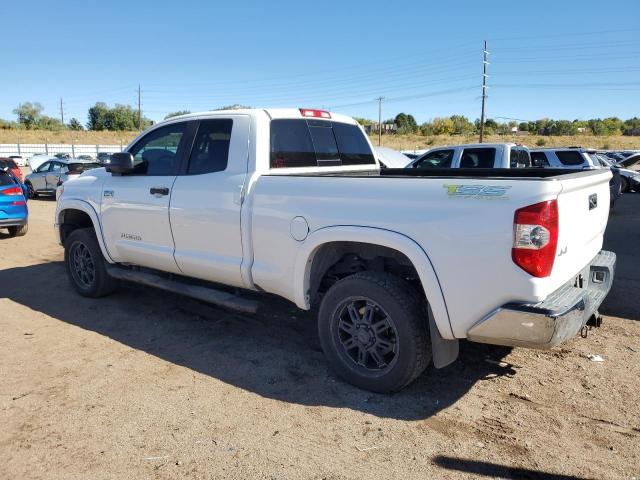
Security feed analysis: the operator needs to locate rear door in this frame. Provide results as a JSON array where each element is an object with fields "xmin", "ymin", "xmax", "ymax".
[
  {"xmin": 170, "ymin": 115, "xmax": 251, "ymax": 287},
  {"xmin": 457, "ymin": 147, "xmax": 498, "ymax": 168},
  {"xmin": 100, "ymin": 121, "xmax": 195, "ymax": 273}
]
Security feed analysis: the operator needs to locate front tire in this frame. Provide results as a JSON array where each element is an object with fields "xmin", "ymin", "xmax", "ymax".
[
  {"xmin": 318, "ymin": 271, "xmax": 431, "ymax": 393},
  {"xmin": 64, "ymin": 228, "xmax": 117, "ymax": 297},
  {"xmin": 7, "ymin": 224, "xmax": 28, "ymax": 237},
  {"xmin": 621, "ymin": 176, "xmax": 629, "ymax": 193},
  {"xmin": 26, "ymin": 182, "xmax": 37, "ymax": 199}
]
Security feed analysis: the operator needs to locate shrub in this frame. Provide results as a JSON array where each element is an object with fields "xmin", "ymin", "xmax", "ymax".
[{"xmin": 536, "ymin": 138, "xmax": 546, "ymax": 146}]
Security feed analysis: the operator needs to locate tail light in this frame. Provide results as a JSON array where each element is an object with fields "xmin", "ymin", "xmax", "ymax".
[
  {"xmin": 512, "ymin": 200, "xmax": 559, "ymax": 277},
  {"xmin": 1, "ymin": 186, "xmax": 23, "ymax": 196}
]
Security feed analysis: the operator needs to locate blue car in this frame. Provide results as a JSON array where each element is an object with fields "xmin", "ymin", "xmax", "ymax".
[{"xmin": 0, "ymin": 169, "xmax": 29, "ymax": 237}]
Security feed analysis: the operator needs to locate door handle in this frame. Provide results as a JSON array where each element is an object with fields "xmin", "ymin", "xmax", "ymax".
[{"xmin": 150, "ymin": 187, "xmax": 170, "ymax": 196}]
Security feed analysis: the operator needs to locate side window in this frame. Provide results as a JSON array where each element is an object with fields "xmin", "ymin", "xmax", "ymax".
[
  {"xmin": 555, "ymin": 151, "xmax": 584, "ymax": 166},
  {"xmin": 412, "ymin": 149, "xmax": 454, "ymax": 168},
  {"xmin": 270, "ymin": 119, "xmax": 317, "ymax": 168},
  {"xmin": 531, "ymin": 152, "xmax": 550, "ymax": 167},
  {"xmin": 129, "ymin": 123, "xmax": 187, "ymax": 175},
  {"xmin": 460, "ymin": 148, "xmax": 496, "ymax": 168},
  {"xmin": 50, "ymin": 162, "xmax": 64, "ymax": 172},
  {"xmin": 36, "ymin": 161, "xmax": 51, "ymax": 173},
  {"xmin": 188, "ymin": 119, "xmax": 233, "ymax": 174}
]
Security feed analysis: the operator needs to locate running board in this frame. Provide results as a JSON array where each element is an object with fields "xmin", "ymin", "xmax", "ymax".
[{"xmin": 106, "ymin": 266, "xmax": 259, "ymax": 314}]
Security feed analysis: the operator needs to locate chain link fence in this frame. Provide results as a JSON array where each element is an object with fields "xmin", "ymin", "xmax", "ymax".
[{"xmin": 0, "ymin": 143, "xmax": 123, "ymax": 158}]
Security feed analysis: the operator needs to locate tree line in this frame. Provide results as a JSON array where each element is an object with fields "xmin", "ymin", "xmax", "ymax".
[
  {"xmin": 2, "ymin": 102, "xmax": 639, "ymax": 137},
  {"xmin": 357, "ymin": 113, "xmax": 640, "ymax": 137}
]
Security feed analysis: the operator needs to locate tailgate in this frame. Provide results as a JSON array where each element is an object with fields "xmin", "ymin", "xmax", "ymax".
[{"xmin": 552, "ymin": 170, "xmax": 611, "ymax": 288}]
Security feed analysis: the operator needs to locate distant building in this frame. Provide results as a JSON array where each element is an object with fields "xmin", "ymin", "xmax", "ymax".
[{"xmin": 364, "ymin": 122, "xmax": 397, "ymax": 134}]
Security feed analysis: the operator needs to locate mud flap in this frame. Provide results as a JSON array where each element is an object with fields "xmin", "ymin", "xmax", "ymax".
[{"xmin": 428, "ymin": 305, "xmax": 459, "ymax": 368}]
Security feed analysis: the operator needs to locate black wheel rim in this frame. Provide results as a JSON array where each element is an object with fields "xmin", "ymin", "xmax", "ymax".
[
  {"xmin": 334, "ymin": 297, "xmax": 398, "ymax": 372},
  {"xmin": 70, "ymin": 242, "xmax": 96, "ymax": 289}
]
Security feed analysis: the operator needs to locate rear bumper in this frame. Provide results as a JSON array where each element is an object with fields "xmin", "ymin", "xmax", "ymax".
[
  {"xmin": 467, "ymin": 250, "xmax": 616, "ymax": 349},
  {"xmin": 0, "ymin": 218, "xmax": 27, "ymax": 227}
]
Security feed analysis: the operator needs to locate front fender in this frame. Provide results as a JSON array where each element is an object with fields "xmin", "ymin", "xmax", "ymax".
[
  {"xmin": 293, "ymin": 226, "xmax": 454, "ymax": 340},
  {"xmin": 56, "ymin": 198, "xmax": 113, "ymax": 263}
]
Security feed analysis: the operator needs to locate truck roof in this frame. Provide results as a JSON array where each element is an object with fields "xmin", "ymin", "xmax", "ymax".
[
  {"xmin": 155, "ymin": 108, "xmax": 358, "ymax": 127},
  {"xmin": 429, "ymin": 143, "xmax": 523, "ymax": 149}
]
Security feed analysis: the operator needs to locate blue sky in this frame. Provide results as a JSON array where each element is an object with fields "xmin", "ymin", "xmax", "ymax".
[{"xmin": 1, "ymin": 0, "xmax": 639, "ymax": 125}]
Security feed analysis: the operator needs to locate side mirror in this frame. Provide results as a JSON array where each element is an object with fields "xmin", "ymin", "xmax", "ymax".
[{"xmin": 106, "ymin": 152, "xmax": 135, "ymax": 174}]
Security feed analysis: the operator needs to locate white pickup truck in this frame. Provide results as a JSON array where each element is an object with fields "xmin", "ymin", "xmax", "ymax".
[
  {"xmin": 55, "ymin": 108, "xmax": 615, "ymax": 392},
  {"xmin": 407, "ymin": 143, "xmax": 531, "ymax": 169}
]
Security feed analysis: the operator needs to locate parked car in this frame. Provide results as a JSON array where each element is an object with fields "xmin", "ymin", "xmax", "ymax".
[
  {"xmin": 407, "ymin": 143, "xmax": 531, "ymax": 169},
  {"xmin": 374, "ymin": 146, "xmax": 411, "ymax": 168},
  {"xmin": 0, "ymin": 169, "xmax": 28, "ymax": 237},
  {"xmin": 25, "ymin": 158, "xmax": 102, "ymax": 198},
  {"xmin": 77, "ymin": 155, "xmax": 94, "ymax": 161},
  {"xmin": 54, "ymin": 153, "xmax": 71, "ymax": 160},
  {"xmin": 8, "ymin": 155, "xmax": 27, "ymax": 167},
  {"xmin": 97, "ymin": 152, "xmax": 113, "ymax": 164},
  {"xmin": 56, "ymin": 108, "xmax": 615, "ymax": 393},
  {"xmin": 617, "ymin": 153, "xmax": 640, "ymax": 170},
  {"xmin": 0, "ymin": 157, "xmax": 23, "ymax": 181},
  {"xmin": 596, "ymin": 153, "xmax": 640, "ymax": 192},
  {"xmin": 530, "ymin": 148, "xmax": 622, "ymax": 206}
]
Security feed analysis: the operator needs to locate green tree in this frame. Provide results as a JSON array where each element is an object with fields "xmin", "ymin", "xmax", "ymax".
[
  {"xmin": 13, "ymin": 102, "xmax": 44, "ymax": 129},
  {"xmin": 432, "ymin": 117, "xmax": 454, "ymax": 135},
  {"xmin": 88, "ymin": 102, "xmax": 110, "ymax": 130},
  {"xmin": 450, "ymin": 115, "xmax": 475, "ymax": 135},
  {"xmin": 165, "ymin": 110, "xmax": 191, "ymax": 119},
  {"xmin": 419, "ymin": 121, "xmax": 434, "ymax": 136},
  {"xmin": 37, "ymin": 115, "xmax": 63, "ymax": 130},
  {"xmin": 68, "ymin": 118, "xmax": 84, "ymax": 130},
  {"xmin": 394, "ymin": 112, "xmax": 418, "ymax": 134},
  {"xmin": 354, "ymin": 117, "xmax": 374, "ymax": 126}
]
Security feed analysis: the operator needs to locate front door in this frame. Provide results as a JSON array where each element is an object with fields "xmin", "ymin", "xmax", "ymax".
[
  {"xmin": 46, "ymin": 161, "xmax": 65, "ymax": 190},
  {"xmin": 100, "ymin": 121, "xmax": 193, "ymax": 273},
  {"xmin": 30, "ymin": 161, "xmax": 50, "ymax": 192},
  {"xmin": 170, "ymin": 116, "xmax": 250, "ymax": 287}
]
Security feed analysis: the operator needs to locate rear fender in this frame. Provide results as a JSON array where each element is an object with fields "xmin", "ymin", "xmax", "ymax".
[{"xmin": 293, "ymin": 226, "xmax": 454, "ymax": 340}]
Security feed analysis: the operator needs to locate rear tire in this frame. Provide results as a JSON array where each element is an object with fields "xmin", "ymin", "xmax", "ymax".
[
  {"xmin": 64, "ymin": 228, "xmax": 117, "ymax": 297},
  {"xmin": 7, "ymin": 224, "xmax": 28, "ymax": 237},
  {"xmin": 318, "ymin": 271, "xmax": 431, "ymax": 393}
]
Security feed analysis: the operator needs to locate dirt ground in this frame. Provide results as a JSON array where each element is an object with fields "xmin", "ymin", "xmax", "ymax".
[{"xmin": 1, "ymin": 183, "xmax": 639, "ymax": 480}]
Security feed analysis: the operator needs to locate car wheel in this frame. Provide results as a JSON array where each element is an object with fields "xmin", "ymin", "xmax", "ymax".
[
  {"xmin": 64, "ymin": 228, "xmax": 117, "ymax": 297},
  {"xmin": 7, "ymin": 224, "xmax": 28, "ymax": 237},
  {"xmin": 318, "ymin": 271, "xmax": 431, "ymax": 393},
  {"xmin": 26, "ymin": 182, "xmax": 37, "ymax": 199},
  {"xmin": 621, "ymin": 177, "xmax": 629, "ymax": 193}
]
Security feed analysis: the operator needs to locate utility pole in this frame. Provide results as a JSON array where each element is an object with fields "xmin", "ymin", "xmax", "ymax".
[
  {"xmin": 376, "ymin": 96, "xmax": 384, "ymax": 146},
  {"xmin": 59, "ymin": 98, "xmax": 64, "ymax": 125},
  {"xmin": 137, "ymin": 84, "xmax": 142, "ymax": 130},
  {"xmin": 479, "ymin": 40, "xmax": 489, "ymax": 143}
]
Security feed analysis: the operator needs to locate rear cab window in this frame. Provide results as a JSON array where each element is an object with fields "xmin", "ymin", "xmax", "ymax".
[
  {"xmin": 270, "ymin": 119, "xmax": 375, "ymax": 169},
  {"xmin": 510, "ymin": 147, "xmax": 531, "ymax": 168}
]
